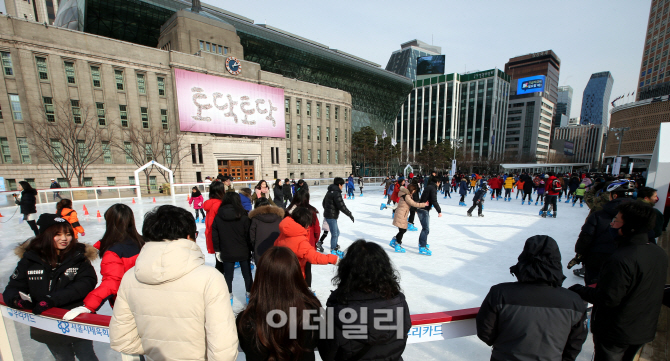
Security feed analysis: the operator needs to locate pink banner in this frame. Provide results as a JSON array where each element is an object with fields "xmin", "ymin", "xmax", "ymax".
[{"xmin": 174, "ymin": 68, "xmax": 285, "ymax": 138}]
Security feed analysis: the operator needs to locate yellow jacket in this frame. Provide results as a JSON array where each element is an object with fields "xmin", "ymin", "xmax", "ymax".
[{"xmin": 504, "ymin": 177, "xmax": 515, "ymax": 189}]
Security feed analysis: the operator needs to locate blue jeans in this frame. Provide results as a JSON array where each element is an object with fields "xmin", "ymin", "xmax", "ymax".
[
  {"xmin": 417, "ymin": 209, "xmax": 430, "ymax": 247},
  {"xmin": 325, "ymin": 218, "xmax": 340, "ymax": 250}
]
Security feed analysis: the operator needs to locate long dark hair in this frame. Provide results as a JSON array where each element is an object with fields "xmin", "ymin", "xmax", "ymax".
[
  {"xmin": 19, "ymin": 181, "xmax": 36, "ymax": 195},
  {"xmin": 99, "ymin": 204, "xmax": 144, "ymax": 257},
  {"xmin": 285, "ymin": 189, "xmax": 317, "ymax": 216},
  {"xmin": 255, "ymin": 180, "xmax": 268, "ymax": 190},
  {"xmin": 222, "ymin": 191, "xmax": 247, "ymax": 218},
  {"xmin": 273, "ymin": 179, "xmax": 282, "ymax": 189},
  {"xmin": 332, "ymin": 239, "xmax": 401, "ymax": 301},
  {"xmin": 209, "ymin": 181, "xmax": 226, "ymax": 201},
  {"xmin": 56, "ymin": 199, "xmax": 73, "ymax": 212},
  {"xmin": 237, "ymin": 247, "xmax": 321, "ymax": 361},
  {"xmin": 26, "ymin": 222, "xmax": 77, "ymax": 267}
]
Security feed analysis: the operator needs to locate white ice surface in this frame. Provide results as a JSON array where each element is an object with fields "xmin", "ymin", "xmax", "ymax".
[{"xmin": 0, "ymin": 185, "xmax": 594, "ymax": 361}]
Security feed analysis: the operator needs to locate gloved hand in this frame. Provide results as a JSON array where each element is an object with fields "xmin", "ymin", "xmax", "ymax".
[
  {"xmin": 568, "ymin": 284, "xmax": 585, "ymax": 294},
  {"xmin": 63, "ymin": 306, "xmax": 92, "ymax": 321},
  {"xmin": 349, "ymin": 215, "xmax": 354, "ymax": 223},
  {"xmin": 12, "ymin": 298, "xmax": 33, "ymax": 310},
  {"xmin": 215, "ymin": 252, "xmax": 222, "ymax": 263},
  {"xmin": 32, "ymin": 296, "xmax": 55, "ymax": 315},
  {"xmin": 80, "ymin": 232, "xmax": 85, "ymax": 237}
]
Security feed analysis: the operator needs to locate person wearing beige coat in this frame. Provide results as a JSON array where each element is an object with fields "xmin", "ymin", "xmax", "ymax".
[
  {"xmin": 109, "ymin": 205, "xmax": 239, "ymax": 361},
  {"xmin": 389, "ymin": 185, "xmax": 428, "ymax": 253}
]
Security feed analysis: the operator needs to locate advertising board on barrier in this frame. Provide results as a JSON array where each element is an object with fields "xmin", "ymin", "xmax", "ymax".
[
  {"xmin": 1, "ymin": 306, "xmax": 110, "ymax": 343},
  {"xmin": 174, "ymin": 68, "xmax": 286, "ymax": 138}
]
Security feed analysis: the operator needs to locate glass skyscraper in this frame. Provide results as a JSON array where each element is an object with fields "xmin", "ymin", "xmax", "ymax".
[
  {"xmin": 385, "ymin": 40, "xmax": 442, "ymax": 81},
  {"xmin": 552, "ymin": 85, "xmax": 573, "ymax": 145},
  {"xmin": 580, "ymin": 72, "xmax": 614, "ymax": 126}
]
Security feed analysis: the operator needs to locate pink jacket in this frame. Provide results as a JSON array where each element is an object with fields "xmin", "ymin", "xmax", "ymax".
[{"xmin": 189, "ymin": 195, "xmax": 204, "ymax": 210}]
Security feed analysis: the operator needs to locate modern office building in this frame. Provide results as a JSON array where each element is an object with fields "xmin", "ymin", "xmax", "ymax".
[
  {"xmin": 637, "ymin": 0, "xmax": 670, "ymax": 100},
  {"xmin": 385, "ymin": 40, "xmax": 442, "ymax": 81},
  {"xmin": 504, "ymin": 94, "xmax": 555, "ymax": 162},
  {"xmin": 0, "ymin": 11, "xmax": 354, "ymax": 191},
  {"xmin": 580, "ymin": 71, "xmax": 614, "ymax": 126},
  {"xmin": 52, "ymin": 0, "xmax": 413, "ymax": 134},
  {"xmin": 504, "ymin": 50, "xmax": 561, "ymax": 106},
  {"xmin": 394, "ymin": 69, "xmax": 511, "ymax": 160},
  {"xmin": 603, "ymin": 95, "xmax": 670, "ymax": 171},
  {"xmin": 4, "ymin": 0, "xmax": 59, "ymax": 24},
  {"xmin": 553, "ymin": 124, "xmax": 605, "ymax": 167},
  {"xmin": 552, "ymin": 85, "xmax": 573, "ymax": 144}
]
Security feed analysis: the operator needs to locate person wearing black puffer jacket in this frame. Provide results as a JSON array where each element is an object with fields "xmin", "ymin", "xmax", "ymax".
[
  {"xmin": 416, "ymin": 175, "xmax": 442, "ymax": 256},
  {"xmin": 3, "ymin": 213, "xmax": 98, "ymax": 360},
  {"xmin": 322, "ymin": 240, "xmax": 411, "ymax": 361},
  {"xmin": 477, "ymin": 235, "xmax": 587, "ymax": 361},
  {"xmin": 322, "ymin": 177, "xmax": 353, "ymax": 257},
  {"xmin": 569, "ymin": 201, "xmax": 668, "ymax": 361},
  {"xmin": 14, "ymin": 181, "xmax": 39, "ymax": 235},
  {"xmin": 573, "ymin": 180, "xmax": 633, "ymax": 285},
  {"xmin": 282, "ymin": 178, "xmax": 293, "ymax": 207},
  {"xmin": 212, "ymin": 191, "xmax": 253, "ymax": 305}
]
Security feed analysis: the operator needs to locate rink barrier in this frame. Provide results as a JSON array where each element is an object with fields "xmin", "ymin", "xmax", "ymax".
[
  {"xmin": 0, "ymin": 295, "xmax": 479, "ymax": 360},
  {"xmin": 173, "ymin": 177, "xmax": 388, "ymax": 196},
  {"xmin": 0, "ymin": 185, "xmax": 141, "ymax": 206}
]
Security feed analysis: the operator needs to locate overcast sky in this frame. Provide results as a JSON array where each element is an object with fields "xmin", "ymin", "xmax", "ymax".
[{"xmin": 209, "ymin": 0, "xmax": 649, "ymax": 120}]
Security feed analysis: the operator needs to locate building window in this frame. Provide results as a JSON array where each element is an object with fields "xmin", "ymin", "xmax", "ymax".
[
  {"xmin": 316, "ymin": 104, "xmax": 321, "ymax": 118},
  {"xmin": 9, "ymin": 94, "xmax": 22, "ymax": 121},
  {"xmin": 307, "ymin": 125, "xmax": 311, "ymax": 140},
  {"xmin": 326, "ymin": 105, "xmax": 330, "ymax": 119},
  {"xmin": 344, "ymin": 109, "xmax": 348, "ymax": 121},
  {"xmin": 129, "ymin": 176, "xmax": 135, "ymax": 185},
  {"xmin": 297, "ymin": 124, "xmax": 301, "ymax": 140},
  {"xmin": 285, "ymin": 99, "xmax": 290, "ymax": 113},
  {"xmin": 285, "ymin": 123, "xmax": 290, "ymax": 138},
  {"xmin": 335, "ymin": 150, "xmax": 339, "ymax": 164},
  {"xmin": 164, "ymin": 144, "xmax": 172, "ymax": 164},
  {"xmin": 345, "ymin": 151, "xmax": 347, "ymax": 164},
  {"xmin": 124, "ymin": 142, "xmax": 133, "ymax": 164},
  {"xmin": 107, "ymin": 177, "xmax": 116, "ymax": 186},
  {"xmin": 157, "ymin": 77, "xmax": 166, "ymax": 96},
  {"xmin": 317, "ymin": 126, "xmax": 321, "ymax": 141},
  {"xmin": 271, "ymin": 146, "xmax": 275, "ymax": 164},
  {"xmin": 137, "ymin": 73, "xmax": 146, "ymax": 94},
  {"xmin": 198, "ymin": 144, "xmax": 203, "ymax": 163},
  {"xmin": 145, "ymin": 143, "xmax": 153, "ymax": 162},
  {"xmin": 317, "ymin": 149, "xmax": 321, "ymax": 164},
  {"xmin": 43, "ymin": 97, "xmax": 55, "ymax": 122},
  {"xmin": 17, "ymin": 137, "xmax": 31, "ymax": 164},
  {"xmin": 115, "ymin": 70, "xmax": 125, "ymax": 90},
  {"xmin": 6, "ymin": 178, "xmax": 16, "ymax": 190},
  {"xmin": 36, "ymin": 57, "xmax": 49, "ymax": 80},
  {"xmin": 191, "ymin": 144, "xmax": 196, "ymax": 163},
  {"xmin": 64, "ymin": 61, "xmax": 76, "ymax": 84},
  {"xmin": 335, "ymin": 107, "xmax": 339, "ymax": 120},
  {"xmin": 0, "ymin": 137, "xmax": 11, "ymax": 163},
  {"xmin": 224, "ymin": 47, "xmax": 229, "ymax": 54},
  {"xmin": 297, "ymin": 149, "xmax": 302, "ymax": 164},
  {"xmin": 306, "ymin": 102, "xmax": 311, "ymax": 116},
  {"xmin": 120, "ymin": 105, "xmax": 128, "ymax": 127},
  {"xmin": 326, "ymin": 127, "xmax": 330, "ymax": 141},
  {"xmin": 141, "ymin": 107, "xmax": 149, "ymax": 128},
  {"xmin": 199, "ymin": 41, "xmax": 204, "ymax": 50},
  {"xmin": 77, "ymin": 140, "xmax": 88, "ymax": 162},
  {"xmin": 287, "ymin": 148, "xmax": 291, "ymax": 163},
  {"xmin": 326, "ymin": 150, "xmax": 330, "ymax": 164},
  {"xmin": 335, "ymin": 128, "xmax": 339, "ymax": 142},
  {"xmin": 345, "ymin": 129, "xmax": 348, "ymax": 143},
  {"xmin": 307, "ymin": 149, "xmax": 312, "ymax": 164},
  {"xmin": 102, "ymin": 141, "xmax": 112, "ymax": 164},
  {"xmin": 82, "ymin": 177, "xmax": 92, "ymax": 187},
  {"xmin": 71, "ymin": 99, "xmax": 81, "ymax": 124},
  {"xmin": 149, "ymin": 176, "xmax": 157, "ymax": 190},
  {"xmin": 1, "ymin": 52, "xmax": 13, "ymax": 76},
  {"xmin": 90, "ymin": 66, "xmax": 101, "ymax": 87},
  {"xmin": 296, "ymin": 100, "xmax": 301, "ymax": 115},
  {"xmin": 161, "ymin": 109, "xmax": 168, "ymax": 130},
  {"xmin": 275, "ymin": 147, "xmax": 279, "ymax": 165}
]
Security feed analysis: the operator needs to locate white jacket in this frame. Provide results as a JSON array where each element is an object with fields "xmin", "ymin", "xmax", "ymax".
[{"xmin": 109, "ymin": 239, "xmax": 238, "ymax": 361}]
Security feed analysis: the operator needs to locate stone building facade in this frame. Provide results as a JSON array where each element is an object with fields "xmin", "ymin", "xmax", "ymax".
[{"xmin": 0, "ymin": 12, "xmax": 351, "ymax": 191}]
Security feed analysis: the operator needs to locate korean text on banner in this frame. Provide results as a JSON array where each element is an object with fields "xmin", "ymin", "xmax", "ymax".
[{"xmin": 175, "ymin": 68, "xmax": 285, "ymax": 138}]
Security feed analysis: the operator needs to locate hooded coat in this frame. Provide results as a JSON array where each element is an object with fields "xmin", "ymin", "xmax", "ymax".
[
  {"xmin": 273, "ymin": 185, "xmax": 284, "ymax": 207},
  {"xmin": 3, "ymin": 241, "xmax": 98, "ymax": 344},
  {"xmin": 57, "ymin": 207, "xmax": 85, "ymax": 238},
  {"xmin": 522, "ymin": 175, "xmax": 534, "ymax": 193},
  {"xmin": 392, "ymin": 187, "xmax": 425, "ymax": 229},
  {"xmin": 248, "ymin": 205, "xmax": 284, "ymax": 264},
  {"xmin": 476, "ymin": 236, "xmax": 587, "ymax": 361},
  {"xmin": 503, "ymin": 177, "xmax": 515, "ymax": 189},
  {"xmin": 203, "ymin": 198, "xmax": 222, "ymax": 254},
  {"xmin": 459, "ymin": 180, "xmax": 469, "ymax": 196},
  {"xmin": 273, "ymin": 217, "xmax": 337, "ymax": 278},
  {"xmin": 109, "ymin": 239, "xmax": 239, "ymax": 361},
  {"xmin": 211, "ymin": 204, "xmax": 251, "ymax": 262},
  {"xmin": 571, "ymin": 231, "xmax": 668, "ymax": 346},
  {"xmin": 16, "ymin": 188, "xmax": 37, "ymax": 215},
  {"xmin": 322, "ymin": 184, "xmax": 353, "ymax": 220}
]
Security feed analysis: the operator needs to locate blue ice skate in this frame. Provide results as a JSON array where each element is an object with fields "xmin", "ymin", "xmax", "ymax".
[
  {"xmin": 201, "ymin": 217, "xmax": 206, "ymax": 223},
  {"xmin": 394, "ymin": 244, "xmax": 406, "ymax": 253},
  {"xmin": 516, "ymin": 194, "xmax": 519, "ymax": 199},
  {"xmin": 572, "ymin": 202, "xmax": 576, "ymax": 207},
  {"xmin": 246, "ymin": 292, "xmax": 250, "ymax": 304},
  {"xmin": 384, "ymin": 195, "xmax": 387, "ymax": 199},
  {"xmin": 234, "ymin": 262, "xmax": 240, "ymax": 269},
  {"xmin": 541, "ymin": 201, "xmax": 544, "ymax": 206},
  {"xmin": 535, "ymin": 201, "xmax": 538, "ymax": 206},
  {"xmin": 528, "ymin": 201, "xmax": 532, "ymax": 206},
  {"xmin": 522, "ymin": 200, "xmax": 525, "ymax": 205},
  {"xmin": 580, "ymin": 203, "xmax": 584, "ymax": 208},
  {"xmin": 419, "ymin": 247, "xmax": 432, "ymax": 256},
  {"xmin": 195, "ymin": 217, "xmax": 199, "ymax": 223},
  {"xmin": 380, "ymin": 203, "xmax": 387, "ymax": 210},
  {"xmin": 539, "ymin": 209, "xmax": 543, "ymax": 216},
  {"xmin": 331, "ymin": 249, "xmax": 344, "ymax": 258},
  {"xmin": 389, "ymin": 237, "xmax": 397, "ymax": 248},
  {"xmin": 408, "ymin": 224, "xmax": 418, "ymax": 231}
]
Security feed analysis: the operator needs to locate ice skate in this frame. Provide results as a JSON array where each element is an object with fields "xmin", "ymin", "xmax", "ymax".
[
  {"xmin": 572, "ymin": 202, "xmax": 576, "ymax": 207},
  {"xmin": 234, "ymin": 262, "xmax": 240, "ymax": 269},
  {"xmin": 522, "ymin": 200, "xmax": 525, "ymax": 205},
  {"xmin": 528, "ymin": 201, "xmax": 532, "ymax": 206},
  {"xmin": 580, "ymin": 203, "xmax": 584, "ymax": 208},
  {"xmin": 316, "ymin": 241, "xmax": 324, "ymax": 252},
  {"xmin": 394, "ymin": 244, "xmax": 406, "ymax": 253},
  {"xmin": 331, "ymin": 246, "xmax": 344, "ymax": 258},
  {"xmin": 389, "ymin": 237, "xmax": 397, "ymax": 248},
  {"xmin": 195, "ymin": 217, "xmax": 199, "ymax": 223},
  {"xmin": 541, "ymin": 211, "xmax": 547, "ymax": 218},
  {"xmin": 419, "ymin": 247, "xmax": 432, "ymax": 256},
  {"xmin": 380, "ymin": 203, "xmax": 387, "ymax": 210},
  {"xmin": 552, "ymin": 211, "xmax": 557, "ymax": 218},
  {"xmin": 541, "ymin": 201, "xmax": 544, "ymax": 205},
  {"xmin": 230, "ymin": 294, "xmax": 233, "ymax": 306},
  {"xmin": 408, "ymin": 224, "xmax": 418, "ymax": 231},
  {"xmin": 201, "ymin": 217, "xmax": 206, "ymax": 223},
  {"xmin": 467, "ymin": 212, "xmax": 472, "ymax": 217},
  {"xmin": 246, "ymin": 292, "xmax": 250, "ymax": 304},
  {"xmin": 478, "ymin": 214, "xmax": 484, "ymax": 217}
]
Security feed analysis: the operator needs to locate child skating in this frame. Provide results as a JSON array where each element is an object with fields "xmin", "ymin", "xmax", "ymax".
[
  {"xmin": 467, "ymin": 183, "xmax": 487, "ymax": 217},
  {"xmin": 189, "ymin": 187, "xmax": 205, "ymax": 223}
]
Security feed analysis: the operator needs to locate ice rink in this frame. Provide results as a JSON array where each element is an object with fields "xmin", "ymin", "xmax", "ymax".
[{"xmin": 0, "ymin": 184, "xmax": 595, "ymax": 360}]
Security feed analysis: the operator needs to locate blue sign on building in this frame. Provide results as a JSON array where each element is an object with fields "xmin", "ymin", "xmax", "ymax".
[{"xmin": 517, "ymin": 75, "xmax": 546, "ymax": 95}]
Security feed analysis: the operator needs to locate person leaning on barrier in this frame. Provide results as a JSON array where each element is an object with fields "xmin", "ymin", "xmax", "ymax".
[
  {"xmin": 109, "ymin": 205, "xmax": 238, "ymax": 361},
  {"xmin": 476, "ymin": 235, "xmax": 587, "ymax": 361},
  {"xmin": 569, "ymin": 201, "xmax": 668, "ymax": 361}
]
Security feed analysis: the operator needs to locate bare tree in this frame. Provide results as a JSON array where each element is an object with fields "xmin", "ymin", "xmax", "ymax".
[{"xmin": 26, "ymin": 100, "xmax": 114, "ymax": 186}]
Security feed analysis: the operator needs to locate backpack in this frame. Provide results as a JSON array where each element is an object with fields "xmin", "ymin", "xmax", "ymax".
[{"xmin": 551, "ymin": 179, "xmax": 562, "ymax": 192}]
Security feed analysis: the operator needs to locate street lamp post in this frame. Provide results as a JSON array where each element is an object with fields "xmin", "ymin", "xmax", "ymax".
[
  {"xmin": 451, "ymin": 138, "xmax": 463, "ymax": 176},
  {"xmin": 609, "ymin": 126, "xmax": 630, "ymax": 175}
]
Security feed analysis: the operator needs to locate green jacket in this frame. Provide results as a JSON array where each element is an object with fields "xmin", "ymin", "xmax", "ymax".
[{"xmin": 575, "ymin": 184, "xmax": 586, "ymax": 197}]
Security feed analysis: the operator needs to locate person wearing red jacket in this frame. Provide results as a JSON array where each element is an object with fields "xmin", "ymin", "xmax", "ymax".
[
  {"xmin": 63, "ymin": 204, "xmax": 144, "ymax": 320},
  {"xmin": 203, "ymin": 181, "xmax": 226, "ymax": 272},
  {"xmin": 541, "ymin": 172, "xmax": 561, "ymax": 218},
  {"xmin": 274, "ymin": 207, "xmax": 338, "ymax": 280},
  {"xmin": 489, "ymin": 176, "xmax": 502, "ymax": 200},
  {"xmin": 285, "ymin": 189, "xmax": 322, "ymax": 288}
]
